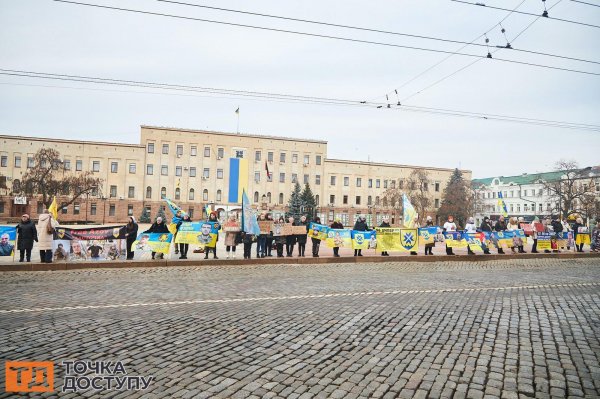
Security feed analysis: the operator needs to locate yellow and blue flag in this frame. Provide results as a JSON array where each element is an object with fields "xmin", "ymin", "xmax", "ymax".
[
  {"xmin": 497, "ymin": 192, "xmax": 508, "ymax": 217},
  {"xmin": 403, "ymin": 194, "xmax": 417, "ymax": 228},
  {"xmin": 228, "ymin": 157, "xmax": 249, "ymax": 203},
  {"xmin": 241, "ymin": 190, "xmax": 261, "ymax": 235},
  {"xmin": 352, "ymin": 230, "xmax": 375, "ymax": 250},
  {"xmin": 48, "ymin": 196, "xmax": 58, "ymax": 221}
]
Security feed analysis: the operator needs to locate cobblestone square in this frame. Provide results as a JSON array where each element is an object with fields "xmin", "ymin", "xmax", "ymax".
[{"xmin": 1, "ymin": 258, "xmax": 599, "ymax": 398}]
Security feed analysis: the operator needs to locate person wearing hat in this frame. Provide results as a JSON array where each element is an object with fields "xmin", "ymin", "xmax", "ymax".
[
  {"xmin": 479, "ymin": 216, "xmax": 493, "ymax": 255},
  {"xmin": 124, "ymin": 216, "xmax": 138, "ymax": 260},
  {"xmin": 443, "ymin": 215, "xmax": 457, "ymax": 256},
  {"xmin": 493, "ymin": 216, "xmax": 508, "ymax": 255},
  {"xmin": 530, "ymin": 216, "xmax": 541, "ymax": 253},
  {"xmin": 550, "ymin": 215, "xmax": 563, "ymax": 253},
  {"xmin": 330, "ymin": 218, "xmax": 344, "ymax": 257},
  {"xmin": 465, "ymin": 217, "xmax": 477, "ymax": 255},
  {"xmin": 353, "ymin": 215, "xmax": 369, "ymax": 256},
  {"xmin": 205, "ymin": 212, "xmax": 220, "ymax": 259},
  {"xmin": 379, "ymin": 216, "xmax": 391, "ymax": 256},
  {"xmin": 15, "ymin": 214, "xmax": 37, "ymax": 262}
]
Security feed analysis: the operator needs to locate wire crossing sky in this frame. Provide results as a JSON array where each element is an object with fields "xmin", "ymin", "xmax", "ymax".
[{"xmin": 0, "ymin": 0, "xmax": 599, "ymax": 177}]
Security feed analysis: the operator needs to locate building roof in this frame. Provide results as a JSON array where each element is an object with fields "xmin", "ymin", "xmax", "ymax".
[
  {"xmin": 472, "ymin": 171, "xmax": 566, "ymax": 187},
  {"xmin": 0, "ymin": 134, "xmax": 144, "ymax": 148},
  {"xmin": 325, "ymin": 158, "xmax": 471, "ymax": 174},
  {"xmin": 141, "ymin": 125, "xmax": 328, "ymax": 145}
]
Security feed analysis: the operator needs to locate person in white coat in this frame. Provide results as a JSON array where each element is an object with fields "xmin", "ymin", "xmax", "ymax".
[
  {"xmin": 443, "ymin": 215, "xmax": 457, "ymax": 256},
  {"xmin": 465, "ymin": 217, "xmax": 477, "ymax": 255},
  {"xmin": 36, "ymin": 209, "xmax": 59, "ymax": 263}
]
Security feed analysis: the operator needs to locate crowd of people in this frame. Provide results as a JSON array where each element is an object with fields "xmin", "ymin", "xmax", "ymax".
[{"xmin": 8, "ymin": 209, "xmax": 600, "ymax": 263}]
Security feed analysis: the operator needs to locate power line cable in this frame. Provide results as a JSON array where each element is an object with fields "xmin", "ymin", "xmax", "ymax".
[
  {"xmin": 51, "ymin": 0, "xmax": 600, "ymax": 77},
  {"xmin": 451, "ymin": 0, "xmax": 600, "ymax": 28},
  {"xmin": 570, "ymin": 0, "xmax": 600, "ymax": 7},
  {"xmin": 2, "ymin": 68, "xmax": 599, "ymax": 131}
]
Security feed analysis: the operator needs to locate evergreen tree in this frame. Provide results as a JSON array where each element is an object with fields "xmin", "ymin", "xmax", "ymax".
[
  {"xmin": 438, "ymin": 168, "xmax": 471, "ymax": 228},
  {"xmin": 287, "ymin": 182, "xmax": 303, "ymax": 221},
  {"xmin": 300, "ymin": 183, "xmax": 317, "ymax": 220},
  {"xmin": 139, "ymin": 207, "xmax": 151, "ymax": 223},
  {"xmin": 156, "ymin": 205, "xmax": 166, "ymax": 221}
]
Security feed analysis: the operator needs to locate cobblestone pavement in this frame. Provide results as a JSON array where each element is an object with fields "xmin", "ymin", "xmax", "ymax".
[{"xmin": 1, "ymin": 259, "xmax": 599, "ymax": 398}]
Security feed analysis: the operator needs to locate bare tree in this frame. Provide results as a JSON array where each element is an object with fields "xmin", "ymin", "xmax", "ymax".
[
  {"xmin": 538, "ymin": 160, "xmax": 596, "ymax": 220},
  {"xmin": 19, "ymin": 148, "xmax": 103, "ymax": 211},
  {"xmin": 405, "ymin": 169, "xmax": 433, "ymax": 219}
]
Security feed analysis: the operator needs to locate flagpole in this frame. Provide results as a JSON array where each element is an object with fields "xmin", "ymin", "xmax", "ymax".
[{"xmin": 236, "ymin": 108, "xmax": 240, "ymax": 134}]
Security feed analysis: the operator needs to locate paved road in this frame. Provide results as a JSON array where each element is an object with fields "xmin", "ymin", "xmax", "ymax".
[{"xmin": 1, "ymin": 259, "xmax": 599, "ymax": 398}]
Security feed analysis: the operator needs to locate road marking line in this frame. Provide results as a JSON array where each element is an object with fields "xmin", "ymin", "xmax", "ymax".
[{"xmin": 1, "ymin": 282, "xmax": 598, "ymax": 314}]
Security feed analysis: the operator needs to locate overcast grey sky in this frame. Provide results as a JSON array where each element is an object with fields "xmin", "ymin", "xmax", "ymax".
[{"xmin": 1, "ymin": 0, "xmax": 599, "ymax": 178}]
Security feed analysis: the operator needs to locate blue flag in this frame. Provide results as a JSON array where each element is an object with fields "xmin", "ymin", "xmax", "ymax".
[{"xmin": 241, "ymin": 190, "xmax": 261, "ymax": 235}]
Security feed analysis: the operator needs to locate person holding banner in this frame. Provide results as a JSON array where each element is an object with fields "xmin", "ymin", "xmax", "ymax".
[
  {"xmin": 507, "ymin": 217, "xmax": 524, "ymax": 254},
  {"xmin": 424, "ymin": 216, "xmax": 435, "ymax": 255},
  {"xmin": 550, "ymin": 216, "xmax": 563, "ymax": 253},
  {"xmin": 242, "ymin": 231, "xmax": 254, "ymax": 259},
  {"xmin": 275, "ymin": 216, "xmax": 286, "ymax": 258},
  {"xmin": 124, "ymin": 216, "xmax": 138, "ymax": 260},
  {"xmin": 204, "ymin": 212, "xmax": 220, "ymax": 259},
  {"xmin": 311, "ymin": 216, "xmax": 322, "ymax": 257},
  {"xmin": 379, "ymin": 216, "xmax": 391, "ymax": 256},
  {"xmin": 37, "ymin": 209, "xmax": 58, "ymax": 263},
  {"xmin": 465, "ymin": 217, "xmax": 477, "ymax": 255},
  {"xmin": 493, "ymin": 216, "xmax": 507, "ymax": 255},
  {"xmin": 330, "ymin": 218, "xmax": 344, "ymax": 257},
  {"xmin": 479, "ymin": 217, "xmax": 494, "ymax": 255},
  {"xmin": 353, "ymin": 216, "xmax": 368, "ymax": 257},
  {"xmin": 224, "ymin": 214, "xmax": 240, "ymax": 259},
  {"xmin": 265, "ymin": 213, "xmax": 274, "ymax": 257},
  {"xmin": 530, "ymin": 217, "xmax": 542, "ymax": 253},
  {"xmin": 573, "ymin": 217, "xmax": 586, "ymax": 252},
  {"xmin": 176, "ymin": 214, "xmax": 192, "ymax": 259},
  {"xmin": 285, "ymin": 216, "xmax": 296, "ymax": 257},
  {"xmin": 16, "ymin": 214, "xmax": 37, "ymax": 262},
  {"xmin": 443, "ymin": 216, "xmax": 457, "ymax": 256},
  {"xmin": 296, "ymin": 215, "xmax": 309, "ymax": 257},
  {"xmin": 144, "ymin": 216, "xmax": 169, "ymax": 259},
  {"xmin": 256, "ymin": 213, "xmax": 268, "ymax": 259}
]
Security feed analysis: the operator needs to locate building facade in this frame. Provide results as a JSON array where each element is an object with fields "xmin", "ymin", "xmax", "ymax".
[{"xmin": 0, "ymin": 126, "xmax": 471, "ymax": 226}]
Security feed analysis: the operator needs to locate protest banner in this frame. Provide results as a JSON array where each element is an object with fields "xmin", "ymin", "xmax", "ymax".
[
  {"xmin": 325, "ymin": 229, "xmax": 352, "ymax": 248},
  {"xmin": 223, "ymin": 220, "xmax": 242, "ymax": 232},
  {"xmin": 308, "ymin": 223, "xmax": 328, "ymax": 241},
  {"xmin": 520, "ymin": 223, "xmax": 533, "ymax": 236},
  {"xmin": 375, "ymin": 228, "xmax": 401, "ymax": 252},
  {"xmin": 52, "ymin": 226, "xmax": 128, "ymax": 262},
  {"xmin": 418, "ymin": 227, "xmax": 438, "ymax": 246},
  {"xmin": 272, "ymin": 222, "xmax": 293, "ymax": 237},
  {"xmin": 443, "ymin": 232, "xmax": 468, "ymax": 248},
  {"xmin": 576, "ymin": 227, "xmax": 591, "ymax": 245},
  {"xmin": 292, "ymin": 226, "xmax": 308, "ymax": 235},
  {"xmin": 351, "ymin": 230, "xmax": 376, "ymax": 250},
  {"xmin": 465, "ymin": 232, "xmax": 485, "ymax": 253},
  {"xmin": 174, "ymin": 221, "xmax": 219, "ymax": 248},
  {"xmin": 537, "ymin": 233, "xmax": 555, "ymax": 250},
  {"xmin": 0, "ymin": 226, "xmax": 17, "ymax": 257},
  {"xmin": 258, "ymin": 221, "xmax": 272, "ymax": 234},
  {"xmin": 132, "ymin": 232, "xmax": 173, "ymax": 256}
]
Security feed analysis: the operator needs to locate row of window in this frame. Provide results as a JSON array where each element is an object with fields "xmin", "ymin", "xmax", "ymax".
[
  {"xmin": 326, "ymin": 194, "xmax": 441, "ymax": 208},
  {"xmin": 328, "ymin": 176, "xmax": 440, "ymax": 192},
  {"xmin": 478, "ymin": 203, "xmax": 558, "ymax": 213},
  {"xmin": 146, "ymin": 143, "xmax": 324, "ymax": 166},
  {"xmin": 0, "ymin": 155, "xmax": 139, "ymax": 174}
]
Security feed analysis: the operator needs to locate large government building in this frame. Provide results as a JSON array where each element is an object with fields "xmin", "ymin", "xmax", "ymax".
[{"xmin": 0, "ymin": 126, "xmax": 471, "ymax": 226}]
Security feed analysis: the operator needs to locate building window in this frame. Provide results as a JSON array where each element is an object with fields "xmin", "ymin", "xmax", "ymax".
[
  {"xmin": 268, "ymin": 152, "xmax": 274, "ymax": 162},
  {"xmin": 368, "ymin": 179, "xmax": 373, "ymax": 188},
  {"xmin": 343, "ymin": 195, "xmax": 348, "ymax": 205},
  {"xmin": 216, "ymin": 190, "xmax": 222, "ymax": 202},
  {"xmin": 330, "ymin": 195, "xmax": 335, "ymax": 205},
  {"xmin": 176, "ymin": 145, "xmax": 183, "ymax": 156},
  {"xmin": 356, "ymin": 178, "xmax": 362, "ymax": 187},
  {"xmin": 292, "ymin": 174, "xmax": 298, "ymax": 183},
  {"xmin": 376, "ymin": 179, "xmax": 380, "ymax": 188},
  {"xmin": 384, "ymin": 180, "xmax": 388, "ymax": 189},
  {"xmin": 517, "ymin": 204, "xmax": 521, "ymax": 212},
  {"xmin": 435, "ymin": 182, "xmax": 440, "ymax": 192},
  {"xmin": 539, "ymin": 203, "xmax": 543, "ymax": 212},
  {"xmin": 255, "ymin": 151, "xmax": 261, "ymax": 161},
  {"xmin": 189, "ymin": 188, "xmax": 195, "ymax": 200},
  {"xmin": 0, "ymin": 156, "xmax": 7, "ymax": 167},
  {"xmin": 368, "ymin": 196, "xmax": 372, "ymax": 206},
  {"xmin": 316, "ymin": 155, "xmax": 322, "ymax": 165},
  {"xmin": 280, "ymin": 153, "xmax": 286, "ymax": 163},
  {"xmin": 280, "ymin": 173, "xmax": 285, "ymax": 183},
  {"xmin": 128, "ymin": 186, "xmax": 135, "ymax": 198},
  {"xmin": 61, "ymin": 203, "xmax": 68, "ymax": 214},
  {"xmin": 217, "ymin": 169, "xmax": 223, "ymax": 179},
  {"xmin": 109, "ymin": 204, "xmax": 115, "ymax": 217},
  {"xmin": 190, "ymin": 167, "xmax": 196, "ymax": 177},
  {"xmin": 162, "ymin": 144, "xmax": 169, "ymax": 154},
  {"xmin": 73, "ymin": 159, "xmax": 81, "ymax": 171},
  {"xmin": 316, "ymin": 175, "xmax": 321, "ymax": 185},
  {"xmin": 255, "ymin": 172, "xmax": 260, "ymax": 182},
  {"xmin": 128, "ymin": 204, "xmax": 134, "ymax": 216},
  {"xmin": 344, "ymin": 177, "xmax": 349, "ymax": 186},
  {"xmin": 146, "ymin": 164, "xmax": 153, "ymax": 175},
  {"xmin": 423, "ymin": 182, "xmax": 429, "ymax": 191},
  {"xmin": 356, "ymin": 196, "xmax": 361, "ymax": 205},
  {"xmin": 267, "ymin": 192, "xmax": 272, "ymax": 203},
  {"xmin": 254, "ymin": 191, "xmax": 259, "ymax": 203},
  {"xmin": 315, "ymin": 195, "xmax": 319, "ymax": 205},
  {"xmin": 304, "ymin": 155, "xmax": 309, "ymax": 165},
  {"xmin": 188, "ymin": 208, "xmax": 194, "ymax": 218},
  {"xmin": 63, "ymin": 159, "xmax": 70, "ymax": 170},
  {"xmin": 161, "ymin": 165, "xmax": 168, "ymax": 176},
  {"xmin": 146, "ymin": 143, "xmax": 154, "ymax": 153},
  {"xmin": 74, "ymin": 203, "xmax": 80, "ymax": 215},
  {"xmin": 161, "ymin": 187, "xmax": 166, "ymax": 198},
  {"xmin": 26, "ymin": 156, "xmax": 34, "ymax": 168},
  {"xmin": 435, "ymin": 199, "xmax": 440, "ymax": 208},
  {"xmin": 218, "ymin": 148, "xmax": 224, "ymax": 159},
  {"xmin": 90, "ymin": 203, "xmax": 97, "ymax": 216},
  {"xmin": 175, "ymin": 188, "xmax": 181, "ymax": 200},
  {"xmin": 304, "ymin": 174, "xmax": 309, "ymax": 184},
  {"xmin": 92, "ymin": 161, "xmax": 100, "ymax": 172},
  {"xmin": 204, "ymin": 147, "xmax": 211, "ymax": 157},
  {"xmin": 191, "ymin": 146, "xmax": 197, "ymax": 156},
  {"xmin": 110, "ymin": 162, "xmax": 118, "ymax": 173},
  {"xmin": 203, "ymin": 168, "xmax": 210, "ymax": 178},
  {"xmin": 330, "ymin": 176, "xmax": 336, "ymax": 186},
  {"xmin": 146, "ymin": 186, "xmax": 152, "ymax": 199},
  {"xmin": 375, "ymin": 196, "xmax": 380, "ymax": 206},
  {"xmin": 203, "ymin": 189, "xmax": 208, "ymax": 201},
  {"xmin": 391, "ymin": 180, "xmax": 396, "ymax": 189},
  {"xmin": 129, "ymin": 163, "xmax": 136, "ymax": 174},
  {"xmin": 510, "ymin": 204, "xmax": 514, "ymax": 212},
  {"xmin": 110, "ymin": 185, "xmax": 117, "ymax": 198},
  {"xmin": 176, "ymin": 166, "xmax": 182, "ymax": 177},
  {"xmin": 279, "ymin": 193, "xmax": 284, "ymax": 204},
  {"xmin": 292, "ymin": 154, "xmax": 298, "ymax": 163}
]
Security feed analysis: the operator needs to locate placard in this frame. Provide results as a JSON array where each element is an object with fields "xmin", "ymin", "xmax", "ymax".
[{"xmin": 258, "ymin": 221, "xmax": 273, "ymax": 234}]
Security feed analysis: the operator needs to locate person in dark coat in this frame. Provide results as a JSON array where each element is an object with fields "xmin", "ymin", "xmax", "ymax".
[
  {"xmin": 379, "ymin": 217, "xmax": 391, "ymax": 256},
  {"xmin": 204, "ymin": 212, "xmax": 220, "ymax": 259},
  {"xmin": 242, "ymin": 231, "xmax": 254, "ymax": 259},
  {"xmin": 330, "ymin": 219, "xmax": 344, "ymax": 257},
  {"xmin": 572, "ymin": 217, "xmax": 584, "ymax": 252},
  {"xmin": 493, "ymin": 216, "xmax": 507, "ymax": 254},
  {"xmin": 125, "ymin": 216, "xmax": 138, "ymax": 260},
  {"xmin": 16, "ymin": 214, "xmax": 37, "ymax": 262},
  {"xmin": 550, "ymin": 216, "xmax": 563, "ymax": 253},
  {"xmin": 285, "ymin": 216, "xmax": 296, "ymax": 257},
  {"xmin": 275, "ymin": 216, "xmax": 286, "ymax": 258},
  {"xmin": 353, "ymin": 216, "xmax": 368, "ymax": 256},
  {"xmin": 478, "ymin": 216, "xmax": 493, "ymax": 255},
  {"xmin": 176, "ymin": 214, "xmax": 191, "ymax": 259},
  {"xmin": 296, "ymin": 215, "xmax": 309, "ymax": 257},
  {"xmin": 143, "ymin": 216, "xmax": 169, "ymax": 259},
  {"xmin": 265, "ymin": 213, "xmax": 274, "ymax": 257},
  {"xmin": 311, "ymin": 216, "xmax": 322, "ymax": 258}
]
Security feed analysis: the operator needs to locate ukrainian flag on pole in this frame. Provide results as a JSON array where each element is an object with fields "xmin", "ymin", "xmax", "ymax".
[
  {"xmin": 497, "ymin": 192, "xmax": 508, "ymax": 217},
  {"xmin": 48, "ymin": 196, "xmax": 58, "ymax": 220},
  {"xmin": 403, "ymin": 194, "xmax": 417, "ymax": 228},
  {"xmin": 228, "ymin": 157, "xmax": 249, "ymax": 203}
]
